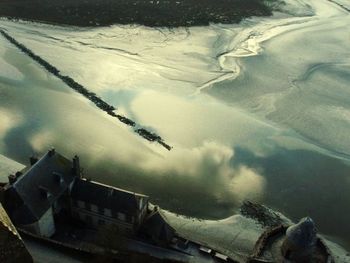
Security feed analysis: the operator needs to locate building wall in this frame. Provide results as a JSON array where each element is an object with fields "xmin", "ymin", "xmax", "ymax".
[
  {"xmin": 37, "ymin": 207, "xmax": 55, "ymax": 237},
  {"xmin": 70, "ymin": 200, "xmax": 134, "ymax": 236}
]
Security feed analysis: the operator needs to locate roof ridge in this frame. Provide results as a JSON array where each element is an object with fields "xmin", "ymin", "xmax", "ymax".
[{"xmin": 81, "ymin": 178, "xmax": 148, "ymax": 198}]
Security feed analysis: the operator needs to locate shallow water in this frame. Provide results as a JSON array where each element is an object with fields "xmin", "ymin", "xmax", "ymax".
[{"xmin": 0, "ymin": 0, "xmax": 350, "ymax": 252}]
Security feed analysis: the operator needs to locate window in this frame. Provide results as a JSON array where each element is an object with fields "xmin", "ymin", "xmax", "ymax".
[
  {"xmin": 98, "ymin": 206, "xmax": 104, "ymax": 215},
  {"xmin": 104, "ymin": 208, "xmax": 112, "ymax": 217},
  {"xmin": 91, "ymin": 204, "xmax": 98, "ymax": 213},
  {"xmin": 98, "ymin": 219, "xmax": 105, "ymax": 226},
  {"xmin": 118, "ymin": 212, "xmax": 126, "ymax": 221},
  {"xmin": 77, "ymin": 200, "xmax": 85, "ymax": 209}
]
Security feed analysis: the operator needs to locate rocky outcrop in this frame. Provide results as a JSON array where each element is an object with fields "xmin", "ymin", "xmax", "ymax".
[{"xmin": 240, "ymin": 201, "xmax": 289, "ymax": 228}]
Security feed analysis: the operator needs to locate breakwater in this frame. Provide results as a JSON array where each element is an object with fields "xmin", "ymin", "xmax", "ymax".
[
  {"xmin": 0, "ymin": 29, "xmax": 172, "ymax": 151},
  {"xmin": 327, "ymin": 0, "xmax": 350, "ymax": 12}
]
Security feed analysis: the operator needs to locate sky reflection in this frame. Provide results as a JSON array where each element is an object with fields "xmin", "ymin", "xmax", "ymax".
[{"xmin": 1, "ymin": 15, "xmax": 350, "ymax": 250}]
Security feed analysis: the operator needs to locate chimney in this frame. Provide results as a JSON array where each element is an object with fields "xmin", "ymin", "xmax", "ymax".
[
  {"xmin": 8, "ymin": 174, "xmax": 17, "ymax": 184},
  {"xmin": 15, "ymin": 171, "xmax": 22, "ymax": 178},
  {"xmin": 48, "ymin": 148, "xmax": 55, "ymax": 157},
  {"xmin": 30, "ymin": 156, "xmax": 38, "ymax": 166},
  {"xmin": 72, "ymin": 155, "xmax": 81, "ymax": 177}
]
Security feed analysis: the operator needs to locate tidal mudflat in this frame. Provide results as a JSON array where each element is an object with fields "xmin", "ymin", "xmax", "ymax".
[{"xmin": 1, "ymin": 0, "xmax": 350, "ymax": 253}]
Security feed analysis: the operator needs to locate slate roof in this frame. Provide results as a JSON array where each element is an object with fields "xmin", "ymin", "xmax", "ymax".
[
  {"xmin": 71, "ymin": 179, "xmax": 148, "ymax": 216},
  {"xmin": 7, "ymin": 150, "xmax": 76, "ymax": 225}
]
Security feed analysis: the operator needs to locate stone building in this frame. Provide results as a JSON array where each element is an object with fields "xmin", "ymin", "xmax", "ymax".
[
  {"xmin": 2, "ymin": 149, "xmax": 77, "ymax": 237},
  {"xmin": 1, "ymin": 148, "xmax": 149, "ymax": 238},
  {"xmin": 70, "ymin": 178, "xmax": 149, "ymax": 236}
]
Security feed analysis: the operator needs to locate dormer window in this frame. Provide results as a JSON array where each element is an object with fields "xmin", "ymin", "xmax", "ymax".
[
  {"xmin": 52, "ymin": 172, "xmax": 64, "ymax": 185},
  {"xmin": 39, "ymin": 186, "xmax": 51, "ymax": 199}
]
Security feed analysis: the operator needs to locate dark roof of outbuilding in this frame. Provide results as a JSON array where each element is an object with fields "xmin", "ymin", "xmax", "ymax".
[
  {"xmin": 140, "ymin": 210, "xmax": 175, "ymax": 244},
  {"xmin": 8, "ymin": 150, "xmax": 76, "ymax": 224},
  {"xmin": 71, "ymin": 179, "xmax": 148, "ymax": 215}
]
